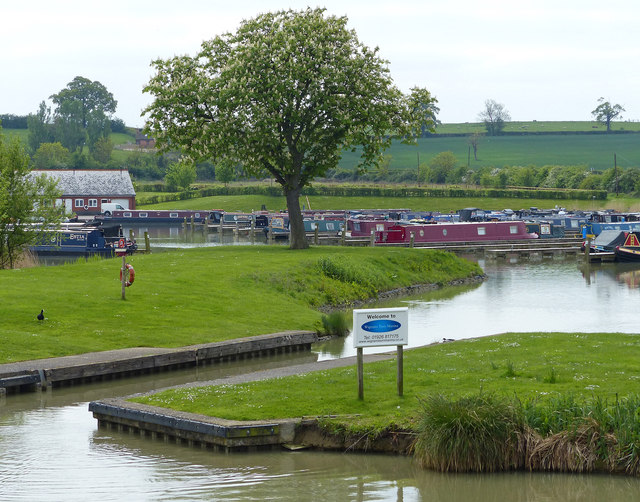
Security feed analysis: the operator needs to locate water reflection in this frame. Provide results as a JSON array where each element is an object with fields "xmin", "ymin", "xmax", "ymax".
[{"xmin": 315, "ymin": 258, "xmax": 640, "ymax": 360}]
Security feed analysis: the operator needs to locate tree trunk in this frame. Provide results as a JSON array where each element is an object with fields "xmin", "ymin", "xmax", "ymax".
[{"xmin": 285, "ymin": 188, "xmax": 309, "ymax": 249}]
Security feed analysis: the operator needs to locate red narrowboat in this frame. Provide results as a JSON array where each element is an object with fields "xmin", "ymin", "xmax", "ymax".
[{"xmin": 376, "ymin": 221, "xmax": 538, "ymax": 244}]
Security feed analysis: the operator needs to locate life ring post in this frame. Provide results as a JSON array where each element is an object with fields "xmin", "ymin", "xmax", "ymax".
[{"xmin": 120, "ymin": 255, "xmax": 126, "ymax": 299}]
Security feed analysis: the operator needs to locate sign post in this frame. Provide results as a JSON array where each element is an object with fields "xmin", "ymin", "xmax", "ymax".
[{"xmin": 353, "ymin": 307, "xmax": 409, "ymax": 400}]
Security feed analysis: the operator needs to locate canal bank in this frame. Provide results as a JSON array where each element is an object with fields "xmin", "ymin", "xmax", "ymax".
[
  {"xmin": 89, "ymin": 352, "xmax": 408, "ymax": 454},
  {"xmin": 0, "ymin": 331, "xmax": 317, "ymax": 394}
]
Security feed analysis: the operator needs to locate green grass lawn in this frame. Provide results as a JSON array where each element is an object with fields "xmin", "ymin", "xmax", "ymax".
[
  {"xmin": 139, "ymin": 192, "xmax": 624, "ymax": 212},
  {"xmin": 134, "ymin": 331, "xmax": 640, "ymax": 431},
  {"xmin": 0, "ymin": 246, "xmax": 480, "ymax": 363}
]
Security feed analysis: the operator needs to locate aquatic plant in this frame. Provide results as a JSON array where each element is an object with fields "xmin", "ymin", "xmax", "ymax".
[
  {"xmin": 319, "ymin": 311, "xmax": 351, "ymax": 337},
  {"xmin": 412, "ymin": 393, "xmax": 528, "ymax": 472}
]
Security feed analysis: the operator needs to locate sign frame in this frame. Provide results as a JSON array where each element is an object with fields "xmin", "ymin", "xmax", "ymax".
[{"xmin": 353, "ymin": 307, "xmax": 409, "ymax": 348}]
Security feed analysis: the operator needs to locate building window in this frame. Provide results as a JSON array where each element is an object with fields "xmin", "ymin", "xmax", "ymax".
[
  {"xmin": 75, "ymin": 199, "xmax": 84, "ymax": 208},
  {"xmin": 88, "ymin": 199, "xmax": 98, "ymax": 208}
]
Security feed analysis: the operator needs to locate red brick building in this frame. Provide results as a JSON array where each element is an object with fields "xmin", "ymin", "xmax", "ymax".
[{"xmin": 34, "ymin": 170, "xmax": 136, "ymax": 215}]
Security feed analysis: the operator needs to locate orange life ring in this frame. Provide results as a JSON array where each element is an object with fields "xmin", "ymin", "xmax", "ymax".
[{"xmin": 120, "ymin": 263, "xmax": 135, "ymax": 287}]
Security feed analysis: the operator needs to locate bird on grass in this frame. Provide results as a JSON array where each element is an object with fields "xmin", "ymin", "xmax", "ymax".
[{"xmin": 37, "ymin": 309, "xmax": 44, "ymax": 321}]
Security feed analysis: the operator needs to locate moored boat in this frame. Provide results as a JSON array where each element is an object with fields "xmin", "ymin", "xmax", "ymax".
[
  {"xmin": 30, "ymin": 227, "xmax": 135, "ymax": 256},
  {"xmin": 614, "ymin": 232, "xmax": 640, "ymax": 262},
  {"xmin": 376, "ymin": 221, "xmax": 538, "ymax": 244},
  {"xmin": 97, "ymin": 209, "xmax": 222, "ymax": 224}
]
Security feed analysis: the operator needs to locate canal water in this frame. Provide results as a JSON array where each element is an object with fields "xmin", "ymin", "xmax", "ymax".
[{"xmin": 5, "ymin": 246, "xmax": 640, "ymax": 500}]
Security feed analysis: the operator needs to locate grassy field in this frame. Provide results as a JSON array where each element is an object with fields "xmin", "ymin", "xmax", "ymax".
[
  {"xmin": 134, "ymin": 331, "xmax": 640, "ymax": 428},
  {"xmin": 340, "ymin": 133, "xmax": 640, "ymax": 172},
  {"xmin": 5, "ymin": 123, "xmax": 640, "ymax": 173},
  {"xmin": 435, "ymin": 120, "xmax": 640, "ymax": 135},
  {"xmin": 139, "ymin": 191, "xmax": 636, "ymax": 212},
  {"xmin": 0, "ymin": 246, "xmax": 480, "ymax": 363}
]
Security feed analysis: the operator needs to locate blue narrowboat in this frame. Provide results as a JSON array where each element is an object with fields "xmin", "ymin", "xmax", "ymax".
[{"xmin": 30, "ymin": 228, "xmax": 119, "ymax": 256}]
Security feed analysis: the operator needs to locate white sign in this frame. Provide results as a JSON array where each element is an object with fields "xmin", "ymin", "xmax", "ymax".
[{"xmin": 353, "ymin": 307, "xmax": 409, "ymax": 348}]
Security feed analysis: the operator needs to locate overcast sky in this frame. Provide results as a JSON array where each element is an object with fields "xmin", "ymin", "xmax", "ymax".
[{"xmin": 3, "ymin": 1, "xmax": 639, "ymax": 128}]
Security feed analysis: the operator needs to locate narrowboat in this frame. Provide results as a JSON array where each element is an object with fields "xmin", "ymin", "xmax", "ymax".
[
  {"xmin": 583, "ymin": 229, "xmax": 628, "ymax": 253},
  {"xmin": 347, "ymin": 219, "xmax": 399, "ymax": 237},
  {"xmin": 98, "ymin": 209, "xmax": 222, "ymax": 224},
  {"xmin": 614, "ymin": 232, "xmax": 640, "ymax": 262},
  {"xmin": 376, "ymin": 221, "xmax": 538, "ymax": 244},
  {"xmin": 581, "ymin": 221, "xmax": 640, "ymax": 238},
  {"xmin": 30, "ymin": 227, "xmax": 135, "ymax": 256},
  {"xmin": 264, "ymin": 215, "xmax": 345, "ymax": 238},
  {"xmin": 525, "ymin": 222, "xmax": 565, "ymax": 238}
]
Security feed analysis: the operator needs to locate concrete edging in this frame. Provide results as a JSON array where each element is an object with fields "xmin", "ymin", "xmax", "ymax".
[{"xmin": 0, "ymin": 330, "xmax": 317, "ymax": 394}]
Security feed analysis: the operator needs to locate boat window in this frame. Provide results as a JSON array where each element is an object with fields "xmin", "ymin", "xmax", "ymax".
[
  {"xmin": 139, "ymin": 213, "xmax": 148, "ymax": 218},
  {"xmin": 442, "ymin": 228, "xmax": 448, "ymax": 236},
  {"xmin": 477, "ymin": 227, "xmax": 486, "ymax": 236},
  {"xmin": 327, "ymin": 222, "xmax": 335, "ymax": 230},
  {"xmin": 510, "ymin": 225, "xmax": 519, "ymax": 234},
  {"xmin": 419, "ymin": 230, "xmax": 424, "ymax": 237},
  {"xmin": 376, "ymin": 224, "xmax": 385, "ymax": 231},
  {"xmin": 195, "ymin": 213, "xmax": 200, "ymax": 218},
  {"xmin": 123, "ymin": 212, "xmax": 132, "ymax": 218},
  {"xmin": 170, "ymin": 213, "xmax": 179, "ymax": 218}
]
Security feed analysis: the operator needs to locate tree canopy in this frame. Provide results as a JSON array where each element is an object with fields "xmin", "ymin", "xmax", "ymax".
[
  {"xmin": 0, "ymin": 129, "xmax": 65, "ymax": 269},
  {"xmin": 591, "ymin": 98, "xmax": 625, "ymax": 132},
  {"xmin": 143, "ymin": 7, "xmax": 435, "ymax": 248},
  {"xmin": 28, "ymin": 76, "xmax": 119, "ymax": 158},
  {"xmin": 478, "ymin": 99, "xmax": 510, "ymax": 136}
]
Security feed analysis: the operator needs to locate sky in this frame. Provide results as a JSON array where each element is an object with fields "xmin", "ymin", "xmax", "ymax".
[{"xmin": 3, "ymin": 0, "xmax": 640, "ymax": 128}]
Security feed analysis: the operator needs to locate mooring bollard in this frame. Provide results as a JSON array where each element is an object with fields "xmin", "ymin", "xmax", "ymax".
[{"xmin": 144, "ymin": 231, "xmax": 151, "ymax": 253}]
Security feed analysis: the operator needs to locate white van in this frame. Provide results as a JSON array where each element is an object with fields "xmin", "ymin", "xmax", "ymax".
[{"xmin": 102, "ymin": 203, "xmax": 126, "ymax": 216}]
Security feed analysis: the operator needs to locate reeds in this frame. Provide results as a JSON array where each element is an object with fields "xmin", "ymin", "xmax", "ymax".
[
  {"xmin": 319, "ymin": 311, "xmax": 350, "ymax": 337},
  {"xmin": 412, "ymin": 393, "xmax": 528, "ymax": 472},
  {"xmin": 413, "ymin": 392, "xmax": 640, "ymax": 475}
]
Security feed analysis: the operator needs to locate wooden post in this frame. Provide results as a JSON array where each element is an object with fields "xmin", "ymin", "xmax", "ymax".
[
  {"xmin": 584, "ymin": 237, "xmax": 591, "ymax": 262},
  {"xmin": 370, "ymin": 229, "xmax": 375, "ymax": 247},
  {"xmin": 410, "ymin": 232, "xmax": 415, "ymax": 248},
  {"xmin": 219, "ymin": 215, "xmax": 224, "ymax": 234},
  {"xmin": 268, "ymin": 219, "xmax": 273, "ymax": 244},
  {"xmin": 341, "ymin": 227, "xmax": 346, "ymax": 246},
  {"xmin": 121, "ymin": 254, "xmax": 126, "ymax": 300},
  {"xmin": 314, "ymin": 225, "xmax": 319, "ymax": 245},
  {"xmin": 250, "ymin": 217, "xmax": 255, "ymax": 244},
  {"xmin": 357, "ymin": 347, "xmax": 364, "ymax": 400},
  {"xmin": 397, "ymin": 345, "xmax": 403, "ymax": 397},
  {"xmin": 234, "ymin": 222, "xmax": 239, "ymax": 242},
  {"xmin": 144, "ymin": 231, "xmax": 150, "ymax": 253}
]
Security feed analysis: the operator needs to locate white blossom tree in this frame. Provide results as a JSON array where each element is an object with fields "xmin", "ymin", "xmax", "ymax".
[{"xmin": 143, "ymin": 8, "xmax": 435, "ymax": 248}]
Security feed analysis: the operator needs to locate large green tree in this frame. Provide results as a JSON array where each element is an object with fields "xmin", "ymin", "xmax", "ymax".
[
  {"xmin": 0, "ymin": 129, "xmax": 65, "ymax": 269},
  {"xmin": 591, "ymin": 97, "xmax": 625, "ymax": 132},
  {"xmin": 50, "ymin": 76, "xmax": 118, "ymax": 153},
  {"xmin": 143, "ymin": 8, "xmax": 434, "ymax": 248}
]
